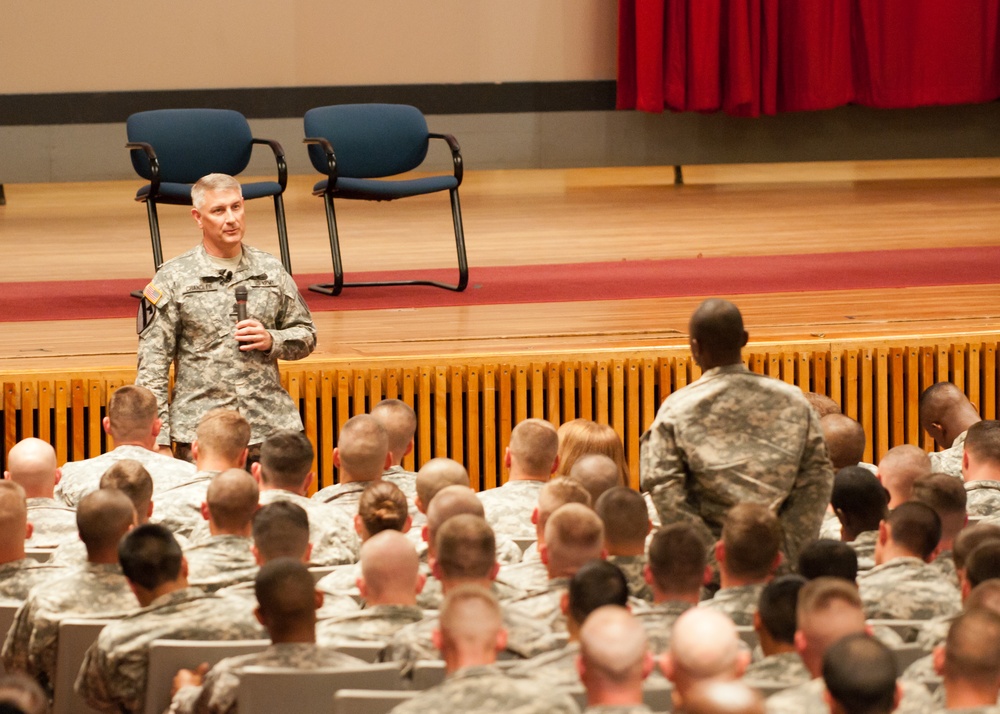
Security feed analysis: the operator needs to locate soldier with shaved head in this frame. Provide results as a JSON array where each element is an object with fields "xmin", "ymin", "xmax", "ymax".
[
  {"xmin": 920, "ymin": 381, "xmax": 982, "ymax": 477},
  {"xmin": 313, "ymin": 414, "xmax": 392, "ymax": 513},
  {"xmin": 4, "ymin": 437, "xmax": 77, "ymax": 547},
  {"xmin": 577, "ymin": 605, "xmax": 654, "ymax": 711},
  {"xmin": 962, "ymin": 420, "xmax": 1000, "ymax": 517},
  {"xmin": 371, "ymin": 399, "xmax": 420, "ymax": 502},
  {"xmin": 595, "ymin": 486, "xmax": 652, "ymax": 601},
  {"xmin": 661, "ymin": 608, "xmax": 749, "ymax": 712},
  {"xmin": 821, "ymin": 413, "xmax": 867, "ymax": 471},
  {"xmin": 0, "ymin": 481, "xmax": 61, "ymax": 602},
  {"xmin": 877, "ymin": 445, "xmax": 932, "ymax": 509}
]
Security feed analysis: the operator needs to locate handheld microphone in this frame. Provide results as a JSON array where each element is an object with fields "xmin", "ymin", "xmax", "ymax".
[{"xmin": 235, "ymin": 285, "xmax": 248, "ymax": 322}]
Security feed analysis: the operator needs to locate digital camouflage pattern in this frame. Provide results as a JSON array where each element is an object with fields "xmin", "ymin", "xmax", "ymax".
[
  {"xmin": 506, "ymin": 642, "xmax": 581, "ymax": 689},
  {"xmin": 640, "ymin": 365, "xmax": 834, "ymax": 566},
  {"xmin": 505, "ymin": 577, "xmax": 572, "ymax": 634},
  {"xmin": 636, "ymin": 600, "xmax": 694, "ymax": 654},
  {"xmin": 765, "ymin": 677, "xmax": 933, "ymax": 714},
  {"xmin": 848, "ymin": 530, "xmax": 878, "ymax": 571},
  {"xmin": 316, "ymin": 604, "xmax": 426, "ymax": 646},
  {"xmin": 496, "ymin": 559, "xmax": 551, "ymax": 595},
  {"xmin": 152, "ymin": 472, "xmax": 216, "ymax": 537},
  {"xmin": 900, "ymin": 652, "xmax": 938, "ymax": 689},
  {"xmin": 857, "ymin": 557, "xmax": 961, "ymax": 621},
  {"xmin": 416, "ymin": 576, "xmax": 525, "ymax": 611},
  {"xmin": 818, "ymin": 511, "xmax": 842, "ymax": 540},
  {"xmin": 383, "ymin": 466, "xmax": 418, "ymax": 503},
  {"xmin": 0, "ymin": 559, "xmax": 64, "ymax": 605},
  {"xmin": 478, "ymin": 480, "xmax": 547, "ymax": 540},
  {"xmin": 24, "ymin": 497, "xmax": 78, "ymax": 548},
  {"xmin": 699, "ymin": 583, "xmax": 765, "ymax": 627},
  {"xmin": 56, "ymin": 444, "xmax": 197, "ymax": 507},
  {"xmin": 930, "ymin": 430, "xmax": 968, "ymax": 479},
  {"xmin": 76, "ymin": 586, "xmax": 265, "ymax": 714},
  {"xmin": 387, "ymin": 664, "xmax": 580, "ymax": 714},
  {"xmin": 608, "ymin": 554, "xmax": 653, "ymax": 603},
  {"xmin": 965, "ymin": 480, "xmax": 1000, "ymax": 518},
  {"xmin": 170, "ymin": 642, "xmax": 367, "ymax": 714},
  {"xmin": 315, "ymin": 563, "xmax": 363, "ymax": 603},
  {"xmin": 257, "ymin": 489, "xmax": 359, "ymax": 566},
  {"xmin": 135, "ymin": 244, "xmax": 316, "ymax": 446},
  {"xmin": 915, "ymin": 614, "xmax": 954, "ymax": 651},
  {"xmin": 311, "ymin": 481, "xmax": 368, "ymax": 516},
  {"xmin": 743, "ymin": 651, "xmax": 811, "ymax": 688},
  {"xmin": 1, "ymin": 562, "xmax": 137, "ymax": 694},
  {"xmin": 184, "ymin": 535, "xmax": 258, "ymax": 593},
  {"xmin": 931, "ymin": 550, "xmax": 959, "ymax": 589}
]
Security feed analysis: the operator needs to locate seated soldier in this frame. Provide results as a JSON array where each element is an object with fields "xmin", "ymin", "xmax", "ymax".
[
  {"xmin": 857, "ymin": 502, "xmax": 961, "ymax": 621},
  {"xmin": 962, "ymin": 420, "xmax": 1000, "ymax": 517},
  {"xmin": 478, "ymin": 419, "xmax": 560, "ymax": 540},
  {"xmin": 371, "ymin": 399, "xmax": 419, "ymax": 503},
  {"xmin": 0, "ymin": 481, "xmax": 62, "ymax": 602},
  {"xmin": 934, "ymin": 607, "xmax": 1000, "ymax": 712},
  {"xmin": 638, "ymin": 523, "xmax": 706, "ymax": 653},
  {"xmin": 700, "ymin": 503, "xmax": 782, "ymax": 626},
  {"xmin": 316, "ymin": 530, "xmax": 425, "ymax": 646},
  {"xmin": 577, "ymin": 606, "xmax": 656, "ymax": 711},
  {"xmin": 830, "ymin": 466, "xmax": 889, "ymax": 570},
  {"xmin": 56, "ymin": 384, "xmax": 195, "ymax": 506},
  {"xmin": 154, "ymin": 409, "xmax": 250, "ymax": 537},
  {"xmin": 595, "ymin": 487, "xmax": 653, "ymax": 602},
  {"xmin": 312, "ymin": 414, "xmax": 391, "ymax": 514},
  {"xmin": 76, "ymin": 524, "xmax": 265, "ymax": 713},
  {"xmin": 169, "ymin": 558, "xmax": 367, "ymax": 714},
  {"xmin": 742, "ymin": 575, "xmax": 810, "ymax": 687},
  {"xmin": 5, "ymin": 438, "xmax": 77, "ymax": 548},
  {"xmin": 251, "ymin": 430, "xmax": 357, "ymax": 566},
  {"xmin": 820, "ymin": 414, "xmax": 867, "ymax": 472},
  {"xmin": 387, "ymin": 586, "xmax": 578, "ymax": 714},
  {"xmin": 797, "ymin": 540, "xmax": 859, "ymax": 583},
  {"xmin": 661, "ymin": 609, "xmax": 750, "ymax": 712},
  {"xmin": 920, "ymin": 381, "xmax": 981, "ymax": 478},
  {"xmin": 408, "ymin": 458, "xmax": 470, "ymax": 556},
  {"xmin": 911, "ymin": 472, "xmax": 967, "ymax": 587},
  {"xmin": 822, "ymin": 634, "xmax": 900, "ymax": 714},
  {"xmin": 507, "ymin": 560, "xmax": 630, "ymax": 689},
  {"xmin": 568, "ymin": 454, "xmax": 625, "ymax": 507},
  {"xmin": 1, "ymin": 489, "xmax": 138, "ymax": 694},
  {"xmin": 184, "ymin": 468, "xmax": 260, "ymax": 592},
  {"xmin": 877, "ymin": 445, "xmax": 932, "ymax": 509}
]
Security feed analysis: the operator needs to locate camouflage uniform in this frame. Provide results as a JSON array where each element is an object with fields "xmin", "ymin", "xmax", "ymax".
[
  {"xmin": 931, "ymin": 550, "xmax": 959, "ymax": 588},
  {"xmin": 584, "ymin": 707, "xmax": 654, "ymax": 714},
  {"xmin": 311, "ymin": 481, "xmax": 368, "ymax": 517},
  {"xmin": 316, "ymin": 604, "xmax": 426, "ymax": 646},
  {"xmin": 478, "ymin": 480, "xmax": 547, "ymax": 540},
  {"xmin": 900, "ymin": 652, "xmax": 938, "ymax": 690},
  {"xmin": 258, "ymin": 489, "xmax": 359, "ymax": 566},
  {"xmin": 699, "ymin": 583, "xmax": 765, "ymax": 626},
  {"xmin": 766, "ymin": 677, "xmax": 933, "ymax": 714},
  {"xmin": 743, "ymin": 651, "xmax": 811, "ymax": 687},
  {"xmin": 0, "ymin": 558, "xmax": 63, "ymax": 604},
  {"xmin": 609, "ymin": 554, "xmax": 653, "ymax": 603},
  {"xmin": 507, "ymin": 642, "xmax": 581, "ymax": 690},
  {"xmin": 383, "ymin": 466, "xmax": 419, "ymax": 504},
  {"xmin": 135, "ymin": 243, "xmax": 316, "ymax": 447},
  {"xmin": 387, "ymin": 664, "xmax": 580, "ymax": 714},
  {"xmin": 1, "ymin": 562, "xmax": 137, "ymax": 693},
  {"xmin": 184, "ymin": 535, "xmax": 258, "ymax": 592},
  {"xmin": 24, "ymin": 497, "xmax": 78, "ymax": 548},
  {"xmin": 316, "ymin": 563, "xmax": 364, "ymax": 603},
  {"xmin": 636, "ymin": 600, "xmax": 693, "ymax": 653},
  {"xmin": 75, "ymin": 586, "xmax": 265, "ymax": 714},
  {"xmin": 497, "ymin": 558, "xmax": 551, "ymax": 595},
  {"xmin": 505, "ymin": 577, "xmax": 572, "ymax": 634},
  {"xmin": 170, "ymin": 642, "xmax": 367, "ymax": 714},
  {"xmin": 640, "ymin": 365, "xmax": 834, "ymax": 566},
  {"xmin": 857, "ymin": 557, "xmax": 961, "ymax": 620},
  {"xmin": 848, "ymin": 530, "xmax": 878, "ymax": 571},
  {"xmin": 416, "ymin": 575, "xmax": 525, "ymax": 611},
  {"xmin": 49, "ymin": 532, "xmax": 191, "ymax": 567},
  {"xmin": 915, "ymin": 614, "xmax": 954, "ymax": 650},
  {"xmin": 965, "ymin": 480, "xmax": 1000, "ymax": 518},
  {"xmin": 819, "ymin": 510, "xmax": 843, "ymax": 540},
  {"xmin": 930, "ymin": 430, "xmax": 968, "ymax": 479},
  {"xmin": 153, "ymin": 471, "xmax": 216, "ymax": 537},
  {"xmin": 56, "ymin": 444, "xmax": 197, "ymax": 507}
]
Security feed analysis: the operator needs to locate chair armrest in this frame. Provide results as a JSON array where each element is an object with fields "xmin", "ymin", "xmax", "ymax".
[
  {"xmin": 303, "ymin": 137, "xmax": 339, "ymax": 187},
  {"xmin": 429, "ymin": 133, "xmax": 463, "ymax": 186},
  {"xmin": 252, "ymin": 137, "xmax": 288, "ymax": 191},
  {"xmin": 126, "ymin": 141, "xmax": 161, "ymax": 193}
]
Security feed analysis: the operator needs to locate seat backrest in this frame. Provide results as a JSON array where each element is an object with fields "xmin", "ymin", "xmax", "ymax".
[
  {"xmin": 52, "ymin": 618, "xmax": 114, "ymax": 714},
  {"xmin": 333, "ymin": 689, "xmax": 417, "ymax": 714},
  {"xmin": 304, "ymin": 104, "xmax": 429, "ymax": 179},
  {"xmin": 127, "ymin": 108, "xmax": 254, "ymax": 183},
  {"xmin": 237, "ymin": 662, "xmax": 405, "ymax": 714},
  {"xmin": 0, "ymin": 603, "xmax": 18, "ymax": 642},
  {"xmin": 333, "ymin": 641, "xmax": 386, "ymax": 663},
  {"xmin": 144, "ymin": 638, "xmax": 270, "ymax": 714},
  {"xmin": 891, "ymin": 643, "xmax": 931, "ymax": 677},
  {"xmin": 24, "ymin": 547, "xmax": 54, "ymax": 562},
  {"xmin": 411, "ymin": 660, "xmax": 446, "ymax": 689}
]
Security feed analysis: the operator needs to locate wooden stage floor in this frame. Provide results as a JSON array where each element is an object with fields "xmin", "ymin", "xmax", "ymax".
[{"xmin": 3, "ymin": 159, "xmax": 1000, "ymax": 373}]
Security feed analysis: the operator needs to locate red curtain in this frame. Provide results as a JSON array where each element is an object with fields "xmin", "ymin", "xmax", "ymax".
[{"xmin": 618, "ymin": 0, "xmax": 1000, "ymax": 116}]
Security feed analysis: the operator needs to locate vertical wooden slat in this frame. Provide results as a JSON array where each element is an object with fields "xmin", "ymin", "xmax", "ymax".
[
  {"xmin": 781, "ymin": 352, "xmax": 795, "ymax": 385},
  {"xmin": 320, "ymin": 372, "xmax": 335, "ymax": 487},
  {"xmin": 467, "ymin": 366, "xmax": 480, "ymax": 489},
  {"xmin": 983, "ymin": 344, "xmax": 997, "ymax": 420},
  {"xmin": 20, "ymin": 382, "xmax": 35, "ymax": 440},
  {"xmin": 88, "ymin": 381, "xmax": 103, "ymax": 458},
  {"xmin": 641, "ymin": 359, "xmax": 657, "ymax": 433},
  {"xmin": 747, "ymin": 354, "xmax": 765, "ymax": 376},
  {"xmin": 659, "ymin": 359, "xmax": 672, "ymax": 407},
  {"xmin": 562, "ymin": 362, "xmax": 577, "ymax": 423},
  {"xmin": 937, "ymin": 345, "xmax": 951, "ymax": 384},
  {"xmin": 611, "ymin": 359, "xmax": 625, "ymax": 444},
  {"xmin": 434, "ymin": 367, "xmax": 449, "ymax": 458},
  {"xmin": 37, "ymin": 381, "xmax": 52, "ymax": 444},
  {"xmin": 54, "ymin": 381, "xmax": 69, "ymax": 466},
  {"xmin": 3, "ymin": 383, "xmax": 16, "ymax": 458},
  {"xmin": 829, "ymin": 351, "xmax": 842, "ymax": 408},
  {"xmin": 483, "ymin": 365, "xmax": 497, "ymax": 490},
  {"xmin": 889, "ymin": 348, "xmax": 904, "ymax": 451},
  {"xmin": 530, "ymin": 363, "xmax": 545, "ymax": 422},
  {"xmin": 499, "ymin": 365, "xmax": 513, "ymax": 486},
  {"xmin": 920, "ymin": 347, "xmax": 937, "ymax": 452},
  {"xmin": 449, "ymin": 366, "xmax": 464, "ymax": 464},
  {"xmin": 967, "ymin": 343, "xmax": 981, "ymax": 414},
  {"xmin": 796, "ymin": 353, "xmax": 810, "ymax": 392},
  {"xmin": 336, "ymin": 372, "xmax": 351, "ymax": 484},
  {"xmin": 385, "ymin": 369, "xmax": 400, "ymax": 401},
  {"xmin": 514, "ymin": 366, "xmax": 528, "ymax": 426},
  {"xmin": 303, "ymin": 372, "xmax": 319, "ymax": 480},
  {"xmin": 595, "ymin": 362, "xmax": 610, "ymax": 425},
  {"xmin": 843, "ymin": 350, "xmax": 859, "ymax": 421},
  {"xmin": 874, "ymin": 348, "xmax": 888, "ymax": 462},
  {"xmin": 813, "ymin": 352, "xmax": 828, "ymax": 400},
  {"xmin": 860, "ymin": 349, "xmax": 873, "ymax": 464},
  {"xmin": 905, "ymin": 348, "xmax": 921, "ymax": 446},
  {"xmin": 547, "ymin": 363, "xmax": 561, "ymax": 425},
  {"xmin": 402, "ymin": 369, "xmax": 416, "ymax": 470},
  {"xmin": 579, "ymin": 363, "xmax": 594, "ymax": 420},
  {"xmin": 353, "ymin": 371, "xmax": 367, "ymax": 417},
  {"xmin": 626, "ymin": 360, "xmax": 641, "ymax": 489},
  {"xmin": 417, "ymin": 368, "xmax": 433, "ymax": 465},
  {"xmin": 369, "ymin": 370, "xmax": 383, "ymax": 410}
]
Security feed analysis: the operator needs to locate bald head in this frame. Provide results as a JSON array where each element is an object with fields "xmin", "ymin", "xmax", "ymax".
[
  {"xmin": 335, "ymin": 415, "xmax": 390, "ymax": 482},
  {"xmin": 805, "ymin": 392, "xmax": 841, "ymax": 418},
  {"xmin": 569, "ymin": 454, "xmax": 624, "ymax": 505},
  {"xmin": 437, "ymin": 585, "xmax": 504, "ymax": 664},
  {"xmin": 877, "ymin": 445, "xmax": 931, "ymax": 508},
  {"xmin": 415, "ymin": 458, "xmax": 469, "ymax": 512},
  {"xmin": 0, "ymin": 481, "xmax": 28, "ymax": 561},
  {"xmin": 579, "ymin": 606, "xmax": 649, "ymax": 688},
  {"xmin": 5, "ymin": 438, "xmax": 58, "ymax": 498},
  {"xmin": 683, "ymin": 681, "xmax": 765, "ymax": 714},
  {"xmin": 821, "ymin": 414, "xmax": 866, "ymax": 470},
  {"xmin": 796, "ymin": 577, "xmax": 867, "ymax": 676},
  {"xmin": 543, "ymin": 503, "xmax": 605, "ymax": 578},
  {"xmin": 77, "ymin": 489, "xmax": 136, "ymax": 559},
  {"xmin": 920, "ymin": 382, "xmax": 981, "ymax": 449},
  {"xmin": 359, "ymin": 530, "xmax": 421, "ymax": 604},
  {"xmin": 666, "ymin": 608, "xmax": 745, "ymax": 696},
  {"xmin": 689, "ymin": 299, "xmax": 748, "ymax": 368},
  {"xmin": 508, "ymin": 418, "xmax": 559, "ymax": 479},
  {"xmin": 206, "ymin": 468, "xmax": 259, "ymax": 532},
  {"xmin": 370, "ymin": 399, "xmax": 416, "ymax": 465}
]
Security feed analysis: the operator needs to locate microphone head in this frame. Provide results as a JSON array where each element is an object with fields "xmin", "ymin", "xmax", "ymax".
[{"xmin": 235, "ymin": 285, "xmax": 248, "ymax": 302}]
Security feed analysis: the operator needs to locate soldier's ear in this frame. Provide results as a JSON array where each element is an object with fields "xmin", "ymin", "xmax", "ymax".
[
  {"xmin": 102, "ymin": 416, "xmax": 113, "ymax": 436},
  {"xmin": 253, "ymin": 606, "xmax": 265, "ymax": 627}
]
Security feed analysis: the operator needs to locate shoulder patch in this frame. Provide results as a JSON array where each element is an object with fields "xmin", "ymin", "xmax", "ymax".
[{"xmin": 142, "ymin": 282, "xmax": 163, "ymax": 305}]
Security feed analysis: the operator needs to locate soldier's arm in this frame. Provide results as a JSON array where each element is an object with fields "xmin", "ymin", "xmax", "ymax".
[
  {"xmin": 135, "ymin": 282, "xmax": 180, "ymax": 447},
  {"xmin": 266, "ymin": 273, "xmax": 316, "ymax": 361},
  {"xmin": 639, "ymin": 415, "xmax": 704, "ymax": 531},
  {"xmin": 780, "ymin": 409, "xmax": 835, "ymax": 564},
  {"xmin": 75, "ymin": 643, "xmax": 118, "ymax": 712}
]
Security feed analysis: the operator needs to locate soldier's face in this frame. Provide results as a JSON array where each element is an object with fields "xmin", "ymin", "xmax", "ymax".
[{"xmin": 193, "ymin": 188, "xmax": 246, "ymax": 258}]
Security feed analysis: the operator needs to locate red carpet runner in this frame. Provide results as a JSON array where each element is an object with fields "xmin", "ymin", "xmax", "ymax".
[{"xmin": 2, "ymin": 246, "xmax": 999, "ymax": 323}]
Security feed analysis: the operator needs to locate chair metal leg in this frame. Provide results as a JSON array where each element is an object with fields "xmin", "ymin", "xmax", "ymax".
[
  {"xmin": 273, "ymin": 194, "xmax": 292, "ymax": 275},
  {"xmin": 449, "ymin": 188, "xmax": 469, "ymax": 292},
  {"xmin": 309, "ymin": 194, "xmax": 345, "ymax": 296},
  {"xmin": 146, "ymin": 200, "xmax": 164, "ymax": 271}
]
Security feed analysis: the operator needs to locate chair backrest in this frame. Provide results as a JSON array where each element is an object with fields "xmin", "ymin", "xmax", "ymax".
[
  {"xmin": 735, "ymin": 626, "xmax": 759, "ymax": 649},
  {"xmin": 304, "ymin": 104, "xmax": 429, "ymax": 179},
  {"xmin": 511, "ymin": 537, "xmax": 536, "ymax": 554},
  {"xmin": 24, "ymin": 547, "xmax": 54, "ymax": 562},
  {"xmin": 333, "ymin": 641, "xmax": 386, "ymax": 663},
  {"xmin": 334, "ymin": 689, "xmax": 417, "ymax": 714},
  {"xmin": 309, "ymin": 566, "xmax": 338, "ymax": 582},
  {"xmin": 52, "ymin": 618, "xmax": 114, "ymax": 714},
  {"xmin": 127, "ymin": 109, "xmax": 254, "ymax": 183},
  {"xmin": 891, "ymin": 643, "xmax": 931, "ymax": 677},
  {"xmin": 0, "ymin": 603, "xmax": 18, "ymax": 642},
  {"xmin": 237, "ymin": 662, "xmax": 405, "ymax": 714},
  {"xmin": 143, "ymin": 638, "xmax": 270, "ymax": 714},
  {"xmin": 411, "ymin": 660, "xmax": 446, "ymax": 690}
]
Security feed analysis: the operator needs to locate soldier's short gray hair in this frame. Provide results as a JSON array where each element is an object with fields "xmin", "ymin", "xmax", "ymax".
[{"xmin": 192, "ymin": 173, "xmax": 242, "ymax": 210}]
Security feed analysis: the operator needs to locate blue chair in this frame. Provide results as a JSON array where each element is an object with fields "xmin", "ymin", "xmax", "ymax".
[
  {"xmin": 126, "ymin": 108, "xmax": 292, "ymax": 273},
  {"xmin": 303, "ymin": 103, "xmax": 469, "ymax": 295}
]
